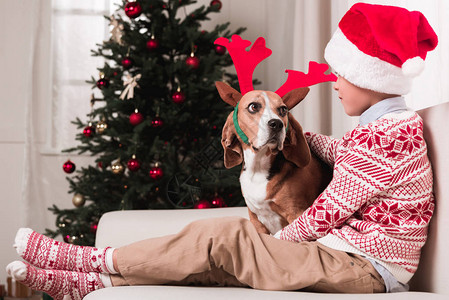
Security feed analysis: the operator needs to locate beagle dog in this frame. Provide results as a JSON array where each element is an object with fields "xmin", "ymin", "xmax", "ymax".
[{"xmin": 217, "ymin": 81, "xmax": 332, "ymax": 235}]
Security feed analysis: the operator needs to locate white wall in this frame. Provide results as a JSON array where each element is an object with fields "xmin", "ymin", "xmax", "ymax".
[
  {"xmin": 0, "ymin": 0, "xmax": 53, "ymax": 284},
  {"xmin": 0, "ymin": 0, "xmax": 35, "ymax": 285}
]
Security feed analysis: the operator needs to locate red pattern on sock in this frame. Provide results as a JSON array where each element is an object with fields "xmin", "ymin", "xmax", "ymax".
[
  {"xmin": 22, "ymin": 230, "xmax": 111, "ymax": 273},
  {"xmin": 21, "ymin": 262, "xmax": 104, "ymax": 300}
]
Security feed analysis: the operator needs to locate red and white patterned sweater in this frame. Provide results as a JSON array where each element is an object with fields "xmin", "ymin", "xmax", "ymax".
[{"xmin": 279, "ymin": 111, "xmax": 434, "ymax": 283}]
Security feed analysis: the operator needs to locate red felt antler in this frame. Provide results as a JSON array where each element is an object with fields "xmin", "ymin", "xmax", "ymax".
[
  {"xmin": 215, "ymin": 35, "xmax": 337, "ymax": 96},
  {"xmin": 275, "ymin": 62, "xmax": 337, "ymax": 97},
  {"xmin": 215, "ymin": 35, "xmax": 272, "ymax": 94}
]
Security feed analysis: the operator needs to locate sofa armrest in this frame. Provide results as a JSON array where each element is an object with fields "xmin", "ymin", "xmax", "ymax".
[
  {"xmin": 95, "ymin": 207, "xmax": 248, "ymax": 248},
  {"xmin": 409, "ymin": 102, "xmax": 449, "ymax": 294}
]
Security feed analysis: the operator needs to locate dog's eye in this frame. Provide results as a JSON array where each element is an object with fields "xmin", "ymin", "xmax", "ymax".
[
  {"xmin": 248, "ymin": 103, "xmax": 261, "ymax": 114},
  {"xmin": 278, "ymin": 106, "xmax": 288, "ymax": 117}
]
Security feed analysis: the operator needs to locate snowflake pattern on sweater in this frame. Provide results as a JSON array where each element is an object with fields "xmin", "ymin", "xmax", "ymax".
[{"xmin": 279, "ymin": 111, "xmax": 434, "ymax": 277}]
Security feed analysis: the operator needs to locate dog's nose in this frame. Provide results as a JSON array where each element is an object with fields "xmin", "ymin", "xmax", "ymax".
[{"xmin": 268, "ymin": 119, "xmax": 283, "ymax": 132}]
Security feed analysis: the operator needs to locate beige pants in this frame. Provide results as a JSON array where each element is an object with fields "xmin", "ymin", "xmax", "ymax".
[{"xmin": 110, "ymin": 216, "xmax": 385, "ymax": 293}]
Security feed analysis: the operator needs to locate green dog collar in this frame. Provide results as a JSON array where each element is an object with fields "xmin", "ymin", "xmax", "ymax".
[
  {"xmin": 233, "ymin": 104, "xmax": 250, "ymax": 145},
  {"xmin": 232, "ymin": 103, "xmax": 289, "ymax": 146}
]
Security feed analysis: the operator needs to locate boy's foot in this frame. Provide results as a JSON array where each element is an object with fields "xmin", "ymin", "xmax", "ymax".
[
  {"xmin": 14, "ymin": 228, "xmax": 116, "ymax": 273},
  {"xmin": 6, "ymin": 261, "xmax": 104, "ymax": 300}
]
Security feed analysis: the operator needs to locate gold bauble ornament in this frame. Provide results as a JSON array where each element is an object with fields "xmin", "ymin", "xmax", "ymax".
[
  {"xmin": 111, "ymin": 160, "xmax": 125, "ymax": 174},
  {"xmin": 72, "ymin": 193, "xmax": 86, "ymax": 207},
  {"xmin": 69, "ymin": 235, "xmax": 79, "ymax": 244},
  {"xmin": 96, "ymin": 120, "xmax": 108, "ymax": 134}
]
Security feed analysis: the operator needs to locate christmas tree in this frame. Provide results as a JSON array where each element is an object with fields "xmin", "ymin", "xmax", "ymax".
[{"xmin": 46, "ymin": 0, "xmax": 247, "ymax": 246}]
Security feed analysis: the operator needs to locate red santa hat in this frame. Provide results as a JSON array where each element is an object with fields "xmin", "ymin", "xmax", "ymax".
[{"xmin": 325, "ymin": 3, "xmax": 438, "ymax": 95}]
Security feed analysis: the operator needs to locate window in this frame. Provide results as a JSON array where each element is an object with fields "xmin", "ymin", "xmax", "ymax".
[{"xmin": 43, "ymin": 0, "xmax": 120, "ymax": 154}]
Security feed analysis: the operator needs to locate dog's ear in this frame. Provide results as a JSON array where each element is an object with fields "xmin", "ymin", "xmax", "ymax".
[
  {"xmin": 221, "ymin": 112, "xmax": 243, "ymax": 168},
  {"xmin": 283, "ymin": 113, "xmax": 311, "ymax": 168},
  {"xmin": 215, "ymin": 81, "xmax": 242, "ymax": 107},
  {"xmin": 282, "ymin": 87, "xmax": 310, "ymax": 109}
]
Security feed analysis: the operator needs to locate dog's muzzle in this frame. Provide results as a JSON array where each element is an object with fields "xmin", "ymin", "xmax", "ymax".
[
  {"xmin": 268, "ymin": 119, "xmax": 283, "ymax": 133},
  {"xmin": 266, "ymin": 119, "xmax": 285, "ymax": 148}
]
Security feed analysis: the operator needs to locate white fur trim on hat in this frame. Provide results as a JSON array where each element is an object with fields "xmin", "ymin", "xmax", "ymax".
[{"xmin": 325, "ymin": 28, "xmax": 413, "ymax": 95}]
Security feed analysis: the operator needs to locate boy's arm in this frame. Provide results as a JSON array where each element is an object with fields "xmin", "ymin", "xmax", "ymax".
[
  {"xmin": 279, "ymin": 143, "xmax": 394, "ymax": 242},
  {"xmin": 305, "ymin": 132, "xmax": 340, "ymax": 166}
]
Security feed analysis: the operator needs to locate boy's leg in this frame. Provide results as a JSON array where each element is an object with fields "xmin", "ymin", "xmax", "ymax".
[
  {"xmin": 114, "ymin": 216, "xmax": 384, "ymax": 293},
  {"xmin": 110, "ymin": 264, "xmax": 246, "ymax": 288}
]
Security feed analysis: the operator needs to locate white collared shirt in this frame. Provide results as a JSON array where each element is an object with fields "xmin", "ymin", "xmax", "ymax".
[{"xmin": 359, "ymin": 96, "xmax": 409, "ymax": 126}]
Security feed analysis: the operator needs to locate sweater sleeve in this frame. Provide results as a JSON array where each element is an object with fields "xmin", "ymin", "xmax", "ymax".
[
  {"xmin": 305, "ymin": 132, "xmax": 340, "ymax": 166},
  {"xmin": 279, "ymin": 141, "xmax": 394, "ymax": 242}
]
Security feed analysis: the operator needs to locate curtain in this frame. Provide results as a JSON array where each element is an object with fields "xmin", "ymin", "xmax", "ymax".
[{"xmin": 19, "ymin": 0, "xmax": 55, "ymax": 232}]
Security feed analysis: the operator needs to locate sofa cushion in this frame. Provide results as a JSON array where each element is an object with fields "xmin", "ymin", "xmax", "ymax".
[{"xmin": 83, "ymin": 286, "xmax": 445, "ymax": 300}]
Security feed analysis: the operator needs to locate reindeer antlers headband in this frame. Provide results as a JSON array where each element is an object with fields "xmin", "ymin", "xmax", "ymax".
[{"xmin": 214, "ymin": 35, "xmax": 337, "ymax": 97}]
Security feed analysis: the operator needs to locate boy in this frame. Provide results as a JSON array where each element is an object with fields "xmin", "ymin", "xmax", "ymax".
[{"xmin": 6, "ymin": 3, "xmax": 438, "ymax": 299}]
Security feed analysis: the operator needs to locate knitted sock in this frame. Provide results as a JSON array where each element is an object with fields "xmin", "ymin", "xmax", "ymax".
[
  {"xmin": 14, "ymin": 228, "xmax": 117, "ymax": 274},
  {"xmin": 6, "ymin": 261, "xmax": 104, "ymax": 300}
]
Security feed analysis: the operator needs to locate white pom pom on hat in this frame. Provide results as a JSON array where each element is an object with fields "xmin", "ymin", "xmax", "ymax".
[
  {"xmin": 402, "ymin": 57, "xmax": 425, "ymax": 77},
  {"xmin": 324, "ymin": 3, "xmax": 438, "ymax": 95}
]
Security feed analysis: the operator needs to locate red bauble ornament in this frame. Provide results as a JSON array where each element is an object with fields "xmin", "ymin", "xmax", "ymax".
[
  {"xmin": 127, "ymin": 155, "xmax": 141, "ymax": 172},
  {"xmin": 125, "ymin": 1, "xmax": 142, "ymax": 18},
  {"xmin": 63, "ymin": 235, "xmax": 70, "ymax": 243},
  {"xmin": 129, "ymin": 109, "xmax": 144, "ymax": 126},
  {"xmin": 96, "ymin": 78, "xmax": 109, "ymax": 89},
  {"xmin": 185, "ymin": 54, "xmax": 200, "ymax": 69},
  {"xmin": 146, "ymin": 38, "xmax": 160, "ymax": 51},
  {"xmin": 83, "ymin": 125, "xmax": 94, "ymax": 137},
  {"xmin": 211, "ymin": 196, "xmax": 227, "ymax": 208},
  {"xmin": 121, "ymin": 57, "xmax": 133, "ymax": 69},
  {"xmin": 63, "ymin": 160, "xmax": 76, "ymax": 174},
  {"xmin": 149, "ymin": 163, "xmax": 163, "ymax": 180},
  {"xmin": 214, "ymin": 44, "xmax": 226, "ymax": 55},
  {"xmin": 194, "ymin": 199, "xmax": 212, "ymax": 209},
  {"xmin": 171, "ymin": 90, "xmax": 186, "ymax": 104},
  {"xmin": 210, "ymin": 0, "xmax": 222, "ymax": 10},
  {"xmin": 151, "ymin": 116, "xmax": 164, "ymax": 128},
  {"xmin": 90, "ymin": 223, "xmax": 98, "ymax": 234}
]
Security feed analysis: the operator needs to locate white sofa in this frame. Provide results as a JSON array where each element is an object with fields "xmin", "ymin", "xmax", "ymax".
[{"xmin": 85, "ymin": 102, "xmax": 449, "ymax": 299}]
